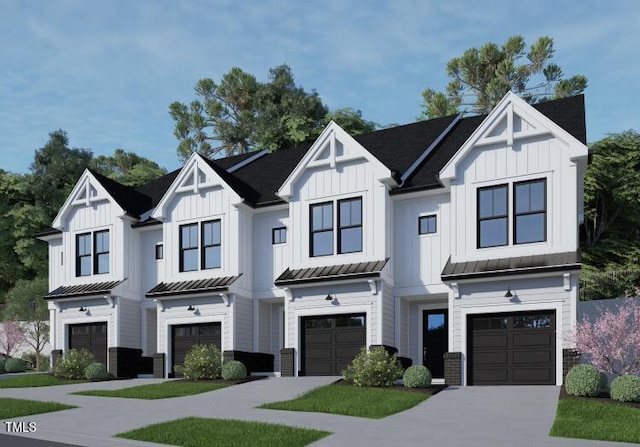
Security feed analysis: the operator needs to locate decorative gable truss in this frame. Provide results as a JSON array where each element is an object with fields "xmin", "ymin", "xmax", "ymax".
[
  {"xmin": 278, "ymin": 121, "xmax": 397, "ymax": 200},
  {"xmin": 439, "ymin": 92, "xmax": 588, "ymax": 185},
  {"xmin": 52, "ymin": 170, "xmax": 123, "ymax": 230},
  {"xmin": 151, "ymin": 152, "xmax": 243, "ymax": 220}
]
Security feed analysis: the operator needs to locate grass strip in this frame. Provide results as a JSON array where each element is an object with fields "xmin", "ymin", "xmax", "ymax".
[
  {"xmin": 260, "ymin": 384, "xmax": 430, "ymax": 419},
  {"xmin": 73, "ymin": 380, "xmax": 229, "ymax": 399},
  {"xmin": 117, "ymin": 417, "xmax": 331, "ymax": 447}
]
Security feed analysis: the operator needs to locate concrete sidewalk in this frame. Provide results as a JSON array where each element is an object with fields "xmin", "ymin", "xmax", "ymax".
[{"xmin": 0, "ymin": 378, "xmax": 636, "ymax": 446}]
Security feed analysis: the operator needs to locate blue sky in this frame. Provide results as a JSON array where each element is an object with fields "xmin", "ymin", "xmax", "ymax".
[{"xmin": 1, "ymin": 1, "xmax": 638, "ymax": 174}]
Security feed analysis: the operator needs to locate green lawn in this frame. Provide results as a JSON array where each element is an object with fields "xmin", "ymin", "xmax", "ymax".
[
  {"xmin": 73, "ymin": 380, "xmax": 229, "ymax": 399},
  {"xmin": 550, "ymin": 398, "xmax": 640, "ymax": 443},
  {"xmin": 0, "ymin": 374, "xmax": 83, "ymax": 388},
  {"xmin": 260, "ymin": 384, "xmax": 430, "ymax": 419},
  {"xmin": 116, "ymin": 417, "xmax": 331, "ymax": 447},
  {"xmin": 0, "ymin": 398, "xmax": 76, "ymax": 419}
]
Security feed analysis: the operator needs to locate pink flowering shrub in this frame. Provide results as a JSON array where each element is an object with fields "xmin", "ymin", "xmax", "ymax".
[
  {"xmin": 0, "ymin": 319, "xmax": 26, "ymax": 358},
  {"xmin": 574, "ymin": 298, "xmax": 640, "ymax": 375}
]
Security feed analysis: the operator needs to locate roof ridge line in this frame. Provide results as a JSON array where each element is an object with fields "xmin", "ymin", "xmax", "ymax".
[{"xmin": 227, "ymin": 149, "xmax": 269, "ymax": 173}]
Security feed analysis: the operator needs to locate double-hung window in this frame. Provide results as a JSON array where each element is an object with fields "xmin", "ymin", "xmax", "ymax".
[
  {"xmin": 310, "ymin": 202, "xmax": 333, "ymax": 257},
  {"xmin": 202, "ymin": 220, "xmax": 221, "ymax": 269},
  {"xmin": 338, "ymin": 198, "xmax": 362, "ymax": 254},
  {"xmin": 94, "ymin": 230, "xmax": 110, "ymax": 274},
  {"xmin": 76, "ymin": 233, "xmax": 92, "ymax": 276},
  {"xmin": 75, "ymin": 230, "xmax": 109, "ymax": 276},
  {"xmin": 477, "ymin": 185, "xmax": 508, "ymax": 248},
  {"xmin": 514, "ymin": 179, "xmax": 546, "ymax": 244},
  {"xmin": 179, "ymin": 223, "xmax": 198, "ymax": 272}
]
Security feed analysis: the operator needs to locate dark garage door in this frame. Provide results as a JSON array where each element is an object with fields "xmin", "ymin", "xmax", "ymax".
[
  {"xmin": 468, "ymin": 311, "xmax": 555, "ymax": 385},
  {"xmin": 69, "ymin": 322, "xmax": 108, "ymax": 366},
  {"xmin": 303, "ymin": 313, "xmax": 365, "ymax": 376},
  {"xmin": 171, "ymin": 323, "xmax": 221, "ymax": 375}
]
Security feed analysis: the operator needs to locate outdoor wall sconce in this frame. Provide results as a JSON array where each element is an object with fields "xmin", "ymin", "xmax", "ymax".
[
  {"xmin": 78, "ymin": 306, "xmax": 86, "ymax": 312},
  {"xmin": 504, "ymin": 287, "xmax": 513, "ymax": 298},
  {"xmin": 325, "ymin": 293, "xmax": 333, "ymax": 301},
  {"xmin": 187, "ymin": 304, "xmax": 195, "ymax": 311}
]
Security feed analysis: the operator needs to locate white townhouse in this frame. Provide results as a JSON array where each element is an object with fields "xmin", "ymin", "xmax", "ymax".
[{"xmin": 37, "ymin": 92, "xmax": 588, "ymax": 385}]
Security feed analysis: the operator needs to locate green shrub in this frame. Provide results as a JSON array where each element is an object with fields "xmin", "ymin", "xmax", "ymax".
[
  {"xmin": 4, "ymin": 358, "xmax": 27, "ymax": 373},
  {"xmin": 221, "ymin": 360, "xmax": 247, "ymax": 381},
  {"xmin": 175, "ymin": 344, "xmax": 222, "ymax": 380},
  {"xmin": 0, "ymin": 357, "xmax": 6, "ymax": 373},
  {"xmin": 54, "ymin": 349, "xmax": 96, "ymax": 379},
  {"xmin": 565, "ymin": 364, "xmax": 602, "ymax": 397},
  {"xmin": 21, "ymin": 352, "xmax": 50, "ymax": 372},
  {"xmin": 610, "ymin": 375, "xmax": 640, "ymax": 402},
  {"xmin": 342, "ymin": 346, "xmax": 404, "ymax": 387},
  {"xmin": 403, "ymin": 365, "xmax": 432, "ymax": 388},
  {"xmin": 84, "ymin": 362, "xmax": 109, "ymax": 381}
]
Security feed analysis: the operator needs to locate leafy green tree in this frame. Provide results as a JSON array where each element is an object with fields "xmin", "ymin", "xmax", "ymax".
[
  {"xmin": 583, "ymin": 131, "xmax": 640, "ymax": 266},
  {"xmin": 91, "ymin": 148, "xmax": 167, "ymax": 187},
  {"xmin": 4, "ymin": 277, "xmax": 49, "ymax": 371},
  {"xmin": 170, "ymin": 64, "xmax": 330, "ymax": 160},
  {"xmin": 420, "ymin": 35, "xmax": 588, "ymax": 118},
  {"xmin": 324, "ymin": 107, "xmax": 377, "ymax": 135}
]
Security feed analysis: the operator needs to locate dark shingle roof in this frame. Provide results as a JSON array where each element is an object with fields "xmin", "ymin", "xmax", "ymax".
[
  {"xmin": 275, "ymin": 259, "xmax": 389, "ymax": 286},
  {"xmin": 146, "ymin": 275, "xmax": 241, "ymax": 298},
  {"xmin": 135, "ymin": 169, "xmax": 181, "ymax": 209},
  {"xmin": 89, "ymin": 169, "xmax": 152, "ymax": 217},
  {"xmin": 441, "ymin": 251, "xmax": 581, "ymax": 281}
]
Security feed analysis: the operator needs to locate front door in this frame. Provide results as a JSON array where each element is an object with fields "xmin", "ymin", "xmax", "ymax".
[{"xmin": 423, "ymin": 310, "xmax": 448, "ymax": 378}]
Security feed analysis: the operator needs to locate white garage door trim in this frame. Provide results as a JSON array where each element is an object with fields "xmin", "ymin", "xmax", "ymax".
[{"xmin": 460, "ymin": 300, "xmax": 563, "ymax": 386}]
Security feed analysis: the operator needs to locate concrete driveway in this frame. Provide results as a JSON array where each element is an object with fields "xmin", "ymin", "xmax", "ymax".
[{"xmin": 0, "ymin": 378, "xmax": 636, "ymax": 446}]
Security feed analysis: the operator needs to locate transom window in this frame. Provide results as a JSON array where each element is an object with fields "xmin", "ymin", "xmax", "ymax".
[
  {"xmin": 477, "ymin": 184, "xmax": 508, "ymax": 248},
  {"xmin": 310, "ymin": 202, "xmax": 333, "ymax": 257},
  {"xmin": 75, "ymin": 230, "xmax": 109, "ymax": 277},
  {"xmin": 419, "ymin": 215, "xmax": 437, "ymax": 235},
  {"xmin": 179, "ymin": 220, "xmax": 221, "ymax": 272},
  {"xmin": 477, "ymin": 179, "xmax": 547, "ymax": 248},
  {"xmin": 514, "ymin": 179, "xmax": 546, "ymax": 244},
  {"xmin": 272, "ymin": 227, "xmax": 287, "ymax": 245},
  {"xmin": 338, "ymin": 198, "xmax": 362, "ymax": 254}
]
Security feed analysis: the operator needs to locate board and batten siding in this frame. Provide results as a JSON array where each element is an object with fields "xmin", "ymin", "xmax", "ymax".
[
  {"xmin": 257, "ymin": 300, "xmax": 272, "ymax": 354},
  {"xmin": 232, "ymin": 295, "xmax": 253, "ymax": 352},
  {"xmin": 381, "ymin": 281, "xmax": 395, "ymax": 347},
  {"xmin": 287, "ymin": 159, "xmax": 390, "ymax": 269},
  {"xmin": 393, "ymin": 193, "xmax": 450, "ymax": 290},
  {"xmin": 450, "ymin": 134, "xmax": 580, "ymax": 262},
  {"xmin": 48, "ymin": 238, "xmax": 64, "ymax": 292},
  {"xmin": 252, "ymin": 209, "xmax": 289, "ymax": 294},
  {"xmin": 140, "ymin": 229, "xmax": 163, "ymax": 295}
]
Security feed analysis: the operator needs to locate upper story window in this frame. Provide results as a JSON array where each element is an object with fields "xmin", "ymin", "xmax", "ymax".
[
  {"xmin": 478, "ymin": 184, "xmax": 508, "ymax": 248},
  {"xmin": 179, "ymin": 220, "xmax": 221, "ymax": 272},
  {"xmin": 202, "ymin": 220, "xmax": 221, "ymax": 269},
  {"xmin": 155, "ymin": 244, "xmax": 164, "ymax": 260},
  {"xmin": 94, "ymin": 230, "xmax": 110, "ymax": 274},
  {"xmin": 477, "ymin": 179, "xmax": 547, "ymax": 248},
  {"xmin": 310, "ymin": 202, "xmax": 333, "ymax": 257},
  {"xmin": 338, "ymin": 198, "xmax": 362, "ymax": 254},
  {"xmin": 419, "ymin": 215, "xmax": 437, "ymax": 235},
  {"xmin": 310, "ymin": 197, "xmax": 363, "ymax": 257},
  {"xmin": 179, "ymin": 223, "xmax": 198, "ymax": 272},
  {"xmin": 272, "ymin": 227, "xmax": 287, "ymax": 245},
  {"xmin": 514, "ymin": 179, "xmax": 546, "ymax": 244},
  {"xmin": 76, "ymin": 230, "xmax": 109, "ymax": 277}
]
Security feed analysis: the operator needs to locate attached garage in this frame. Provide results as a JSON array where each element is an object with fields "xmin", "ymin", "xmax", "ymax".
[
  {"xmin": 171, "ymin": 322, "xmax": 221, "ymax": 375},
  {"xmin": 69, "ymin": 322, "xmax": 108, "ymax": 366},
  {"xmin": 302, "ymin": 313, "xmax": 365, "ymax": 376},
  {"xmin": 467, "ymin": 311, "xmax": 556, "ymax": 385}
]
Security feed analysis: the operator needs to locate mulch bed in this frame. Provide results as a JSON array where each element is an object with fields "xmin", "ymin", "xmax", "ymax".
[
  {"xmin": 332, "ymin": 379, "xmax": 448, "ymax": 395},
  {"xmin": 559, "ymin": 386, "xmax": 640, "ymax": 410}
]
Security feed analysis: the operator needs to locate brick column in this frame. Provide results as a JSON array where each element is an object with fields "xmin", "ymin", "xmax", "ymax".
[
  {"xmin": 152, "ymin": 353, "xmax": 165, "ymax": 378},
  {"xmin": 280, "ymin": 348, "xmax": 295, "ymax": 377},
  {"xmin": 444, "ymin": 352, "xmax": 462, "ymax": 386},
  {"xmin": 563, "ymin": 349, "xmax": 581, "ymax": 379}
]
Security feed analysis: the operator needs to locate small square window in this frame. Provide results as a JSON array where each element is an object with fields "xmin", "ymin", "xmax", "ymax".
[
  {"xmin": 155, "ymin": 244, "xmax": 163, "ymax": 260},
  {"xmin": 272, "ymin": 227, "xmax": 286, "ymax": 245},
  {"xmin": 419, "ymin": 215, "xmax": 437, "ymax": 234}
]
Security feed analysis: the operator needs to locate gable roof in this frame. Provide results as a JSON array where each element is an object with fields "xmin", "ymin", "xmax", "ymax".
[{"xmin": 88, "ymin": 169, "xmax": 152, "ymax": 218}]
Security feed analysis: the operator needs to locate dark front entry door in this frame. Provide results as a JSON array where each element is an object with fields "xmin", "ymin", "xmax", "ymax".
[{"xmin": 423, "ymin": 310, "xmax": 448, "ymax": 378}]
